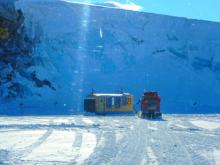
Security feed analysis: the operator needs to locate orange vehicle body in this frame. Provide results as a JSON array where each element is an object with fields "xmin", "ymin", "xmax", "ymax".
[{"xmin": 141, "ymin": 92, "xmax": 162, "ymax": 118}]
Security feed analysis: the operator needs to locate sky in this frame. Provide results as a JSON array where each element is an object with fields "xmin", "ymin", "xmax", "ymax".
[{"xmin": 65, "ymin": 0, "xmax": 220, "ymax": 22}]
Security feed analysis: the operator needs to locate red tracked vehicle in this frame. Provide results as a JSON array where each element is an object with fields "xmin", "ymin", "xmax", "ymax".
[{"xmin": 140, "ymin": 91, "xmax": 162, "ymax": 118}]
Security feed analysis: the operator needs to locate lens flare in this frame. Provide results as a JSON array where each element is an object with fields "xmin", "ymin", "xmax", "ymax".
[{"xmin": 74, "ymin": 4, "xmax": 91, "ymax": 112}]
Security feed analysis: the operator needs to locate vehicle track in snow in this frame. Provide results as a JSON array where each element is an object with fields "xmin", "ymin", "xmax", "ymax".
[
  {"xmin": 0, "ymin": 115, "xmax": 220, "ymax": 165},
  {"xmin": 110, "ymin": 118, "xmax": 146, "ymax": 165},
  {"xmin": 173, "ymin": 121, "xmax": 219, "ymax": 164},
  {"xmin": 13, "ymin": 119, "xmax": 55, "ymax": 164},
  {"xmin": 69, "ymin": 116, "xmax": 84, "ymax": 163},
  {"xmin": 84, "ymin": 116, "xmax": 135, "ymax": 165},
  {"xmin": 141, "ymin": 121, "xmax": 159, "ymax": 165},
  {"xmin": 83, "ymin": 117, "xmax": 126, "ymax": 165},
  {"xmin": 84, "ymin": 130, "xmax": 117, "ymax": 165},
  {"xmin": 149, "ymin": 118, "xmax": 191, "ymax": 164},
  {"xmin": 167, "ymin": 115, "xmax": 220, "ymax": 164},
  {"xmin": 163, "ymin": 121, "xmax": 192, "ymax": 164},
  {"xmin": 21, "ymin": 129, "xmax": 53, "ymax": 156},
  {"xmin": 71, "ymin": 116, "xmax": 102, "ymax": 164}
]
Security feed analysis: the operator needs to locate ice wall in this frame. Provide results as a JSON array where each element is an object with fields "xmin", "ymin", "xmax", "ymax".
[{"xmin": 1, "ymin": 0, "xmax": 220, "ymax": 114}]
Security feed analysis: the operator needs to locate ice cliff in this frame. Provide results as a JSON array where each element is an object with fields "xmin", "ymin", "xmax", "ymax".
[{"xmin": 0, "ymin": 0, "xmax": 220, "ymax": 115}]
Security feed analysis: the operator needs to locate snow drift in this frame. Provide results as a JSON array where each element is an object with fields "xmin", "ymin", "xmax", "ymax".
[{"xmin": 1, "ymin": 0, "xmax": 220, "ymax": 115}]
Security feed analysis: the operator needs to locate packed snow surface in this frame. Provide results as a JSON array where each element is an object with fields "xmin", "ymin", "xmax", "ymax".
[
  {"xmin": 0, "ymin": 115, "xmax": 220, "ymax": 164},
  {"xmin": 190, "ymin": 120, "xmax": 220, "ymax": 130}
]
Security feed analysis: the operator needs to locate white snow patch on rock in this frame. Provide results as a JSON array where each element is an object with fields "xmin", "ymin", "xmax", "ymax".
[
  {"xmin": 105, "ymin": 1, "xmax": 142, "ymax": 11},
  {"xmin": 100, "ymin": 27, "xmax": 103, "ymax": 39}
]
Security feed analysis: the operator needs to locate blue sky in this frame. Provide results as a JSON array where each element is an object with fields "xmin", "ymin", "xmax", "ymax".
[
  {"xmin": 136, "ymin": 0, "xmax": 220, "ymax": 22},
  {"xmin": 72, "ymin": 0, "xmax": 220, "ymax": 22}
]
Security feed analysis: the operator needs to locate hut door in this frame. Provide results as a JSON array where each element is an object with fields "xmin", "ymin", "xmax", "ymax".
[{"xmin": 98, "ymin": 97, "xmax": 105, "ymax": 113}]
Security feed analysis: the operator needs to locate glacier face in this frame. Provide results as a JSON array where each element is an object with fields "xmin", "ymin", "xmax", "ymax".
[{"xmin": 1, "ymin": 0, "xmax": 220, "ymax": 115}]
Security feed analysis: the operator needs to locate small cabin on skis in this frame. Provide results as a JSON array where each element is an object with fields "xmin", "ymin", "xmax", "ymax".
[{"xmin": 84, "ymin": 92, "xmax": 133, "ymax": 114}]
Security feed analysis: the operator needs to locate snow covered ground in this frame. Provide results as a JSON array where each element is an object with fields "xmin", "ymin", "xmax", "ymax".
[{"xmin": 0, "ymin": 115, "xmax": 220, "ymax": 164}]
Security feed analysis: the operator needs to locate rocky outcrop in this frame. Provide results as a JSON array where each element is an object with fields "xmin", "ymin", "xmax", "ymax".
[{"xmin": 0, "ymin": 1, "xmax": 54, "ymax": 100}]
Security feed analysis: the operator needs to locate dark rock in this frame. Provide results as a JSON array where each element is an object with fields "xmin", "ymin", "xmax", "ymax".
[
  {"xmin": 0, "ymin": 1, "xmax": 55, "ymax": 100},
  {"xmin": 192, "ymin": 57, "xmax": 213, "ymax": 70},
  {"xmin": 167, "ymin": 47, "xmax": 188, "ymax": 60}
]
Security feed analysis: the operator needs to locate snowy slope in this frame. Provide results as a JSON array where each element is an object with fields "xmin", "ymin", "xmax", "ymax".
[
  {"xmin": 1, "ymin": 0, "xmax": 220, "ymax": 114},
  {"xmin": 0, "ymin": 115, "xmax": 220, "ymax": 164}
]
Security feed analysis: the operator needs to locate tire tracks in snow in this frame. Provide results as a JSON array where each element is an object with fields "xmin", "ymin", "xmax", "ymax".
[
  {"xmin": 22, "ymin": 129, "xmax": 53, "ymax": 155},
  {"xmin": 84, "ymin": 130, "xmax": 116, "ymax": 165},
  {"xmin": 110, "ymin": 118, "xmax": 146, "ymax": 165},
  {"xmin": 176, "ymin": 119, "xmax": 219, "ymax": 164},
  {"xmin": 70, "ymin": 116, "xmax": 83, "ymax": 164},
  {"xmin": 15, "ymin": 120, "xmax": 54, "ymax": 163},
  {"xmin": 71, "ymin": 131, "xmax": 83, "ymax": 163},
  {"xmin": 83, "ymin": 117, "xmax": 118, "ymax": 165},
  {"xmin": 152, "ymin": 119, "xmax": 192, "ymax": 165},
  {"xmin": 84, "ymin": 117, "xmax": 132, "ymax": 165},
  {"xmin": 71, "ymin": 116, "xmax": 100, "ymax": 164},
  {"xmin": 141, "ymin": 121, "xmax": 159, "ymax": 165},
  {"xmin": 139, "ymin": 118, "xmax": 192, "ymax": 165}
]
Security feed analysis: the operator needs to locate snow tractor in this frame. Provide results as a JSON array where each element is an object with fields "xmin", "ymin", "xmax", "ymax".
[{"xmin": 139, "ymin": 91, "xmax": 162, "ymax": 118}]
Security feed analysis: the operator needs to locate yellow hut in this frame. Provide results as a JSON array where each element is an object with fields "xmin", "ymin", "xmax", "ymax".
[{"xmin": 84, "ymin": 92, "xmax": 133, "ymax": 114}]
